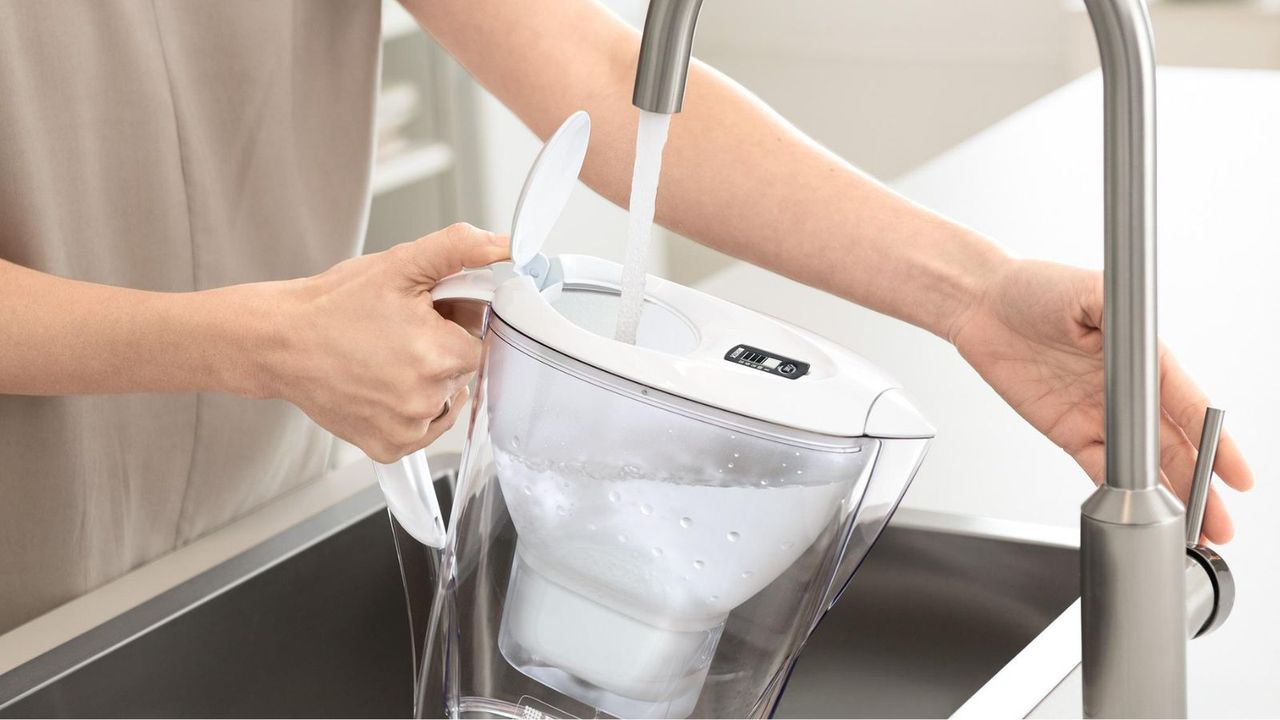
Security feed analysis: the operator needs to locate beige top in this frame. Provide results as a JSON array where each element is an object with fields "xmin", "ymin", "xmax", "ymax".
[{"xmin": 0, "ymin": 0, "xmax": 381, "ymax": 633}]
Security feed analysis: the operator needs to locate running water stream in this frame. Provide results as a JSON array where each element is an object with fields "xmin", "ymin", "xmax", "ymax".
[{"xmin": 614, "ymin": 110, "xmax": 672, "ymax": 344}]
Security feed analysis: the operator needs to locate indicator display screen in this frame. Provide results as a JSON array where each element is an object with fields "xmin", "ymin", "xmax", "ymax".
[{"xmin": 723, "ymin": 344, "xmax": 809, "ymax": 380}]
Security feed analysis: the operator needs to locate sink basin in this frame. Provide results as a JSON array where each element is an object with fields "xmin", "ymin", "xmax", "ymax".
[
  {"xmin": 776, "ymin": 516, "xmax": 1078, "ymax": 718},
  {"xmin": 0, "ymin": 457, "xmax": 1079, "ymax": 718},
  {"xmin": 0, "ymin": 483, "xmax": 416, "ymax": 718}
]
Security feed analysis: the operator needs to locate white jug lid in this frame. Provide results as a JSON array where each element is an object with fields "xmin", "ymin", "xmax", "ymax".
[
  {"xmin": 491, "ymin": 256, "xmax": 936, "ymax": 441},
  {"xmin": 510, "ymin": 111, "xmax": 591, "ymax": 273}
]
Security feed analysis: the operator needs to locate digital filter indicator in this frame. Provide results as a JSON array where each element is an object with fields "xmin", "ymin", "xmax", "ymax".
[{"xmin": 725, "ymin": 344, "xmax": 810, "ymax": 379}]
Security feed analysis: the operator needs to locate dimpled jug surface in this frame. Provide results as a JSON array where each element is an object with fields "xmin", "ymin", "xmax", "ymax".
[{"xmin": 416, "ymin": 257, "xmax": 932, "ymax": 720}]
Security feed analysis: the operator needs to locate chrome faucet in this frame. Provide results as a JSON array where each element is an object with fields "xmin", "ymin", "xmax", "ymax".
[{"xmin": 631, "ymin": 1, "xmax": 1233, "ymax": 716}]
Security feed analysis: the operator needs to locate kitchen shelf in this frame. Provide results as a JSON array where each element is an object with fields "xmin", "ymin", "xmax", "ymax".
[{"xmin": 371, "ymin": 142, "xmax": 455, "ymax": 197}]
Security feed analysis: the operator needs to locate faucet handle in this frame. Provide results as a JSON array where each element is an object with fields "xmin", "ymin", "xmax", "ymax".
[{"xmin": 1185, "ymin": 407, "xmax": 1225, "ymax": 546}]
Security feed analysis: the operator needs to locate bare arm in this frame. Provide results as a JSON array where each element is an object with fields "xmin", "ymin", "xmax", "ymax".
[
  {"xmin": 403, "ymin": 0, "xmax": 1007, "ymax": 340},
  {"xmin": 0, "ymin": 258, "xmax": 267, "ymax": 396}
]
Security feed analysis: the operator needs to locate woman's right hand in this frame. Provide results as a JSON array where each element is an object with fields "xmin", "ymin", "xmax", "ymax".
[{"xmin": 251, "ymin": 223, "xmax": 509, "ymax": 463}]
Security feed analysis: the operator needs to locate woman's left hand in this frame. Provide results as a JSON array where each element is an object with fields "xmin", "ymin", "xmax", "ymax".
[{"xmin": 949, "ymin": 259, "xmax": 1254, "ymax": 544}]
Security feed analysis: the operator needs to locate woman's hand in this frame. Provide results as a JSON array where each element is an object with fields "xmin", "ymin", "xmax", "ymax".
[
  {"xmin": 257, "ymin": 223, "xmax": 509, "ymax": 463},
  {"xmin": 949, "ymin": 259, "xmax": 1254, "ymax": 544}
]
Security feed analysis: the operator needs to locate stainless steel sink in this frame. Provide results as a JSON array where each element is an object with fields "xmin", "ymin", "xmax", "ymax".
[
  {"xmin": 0, "ymin": 459, "xmax": 1079, "ymax": 718},
  {"xmin": 0, "ymin": 483, "xmax": 416, "ymax": 718},
  {"xmin": 776, "ymin": 514, "xmax": 1078, "ymax": 718}
]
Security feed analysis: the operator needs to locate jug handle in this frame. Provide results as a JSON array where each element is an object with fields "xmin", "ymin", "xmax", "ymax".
[
  {"xmin": 375, "ymin": 452, "xmax": 448, "ymax": 549},
  {"xmin": 371, "ymin": 267, "xmax": 500, "ymax": 548},
  {"xmin": 430, "ymin": 267, "xmax": 500, "ymax": 338},
  {"xmin": 431, "ymin": 267, "xmax": 499, "ymax": 304}
]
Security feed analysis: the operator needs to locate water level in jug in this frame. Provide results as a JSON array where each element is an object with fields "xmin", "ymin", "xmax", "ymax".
[{"xmin": 492, "ymin": 448, "xmax": 852, "ymax": 718}]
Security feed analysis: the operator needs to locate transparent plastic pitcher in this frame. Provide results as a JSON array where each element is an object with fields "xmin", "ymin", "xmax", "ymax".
[
  {"xmin": 374, "ymin": 112, "xmax": 933, "ymax": 719},
  {"xmin": 429, "ymin": 314, "xmax": 928, "ymax": 718}
]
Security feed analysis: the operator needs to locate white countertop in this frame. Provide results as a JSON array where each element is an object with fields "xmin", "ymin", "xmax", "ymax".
[{"xmin": 695, "ymin": 67, "xmax": 1280, "ymax": 718}]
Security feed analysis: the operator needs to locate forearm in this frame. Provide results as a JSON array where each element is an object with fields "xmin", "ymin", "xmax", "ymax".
[
  {"xmin": 637, "ymin": 63, "xmax": 1010, "ymax": 340},
  {"xmin": 409, "ymin": 0, "xmax": 1009, "ymax": 338},
  {"xmin": 0, "ymin": 259, "xmax": 276, "ymax": 397}
]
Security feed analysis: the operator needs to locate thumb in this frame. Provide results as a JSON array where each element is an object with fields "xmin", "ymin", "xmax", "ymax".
[{"xmin": 397, "ymin": 223, "xmax": 510, "ymax": 286}]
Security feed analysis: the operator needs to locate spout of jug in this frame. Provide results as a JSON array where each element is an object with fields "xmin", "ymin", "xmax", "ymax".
[{"xmin": 819, "ymin": 435, "xmax": 931, "ymax": 616}]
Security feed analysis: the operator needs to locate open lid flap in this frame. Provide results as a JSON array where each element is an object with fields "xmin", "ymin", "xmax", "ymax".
[{"xmin": 510, "ymin": 111, "xmax": 591, "ymax": 276}]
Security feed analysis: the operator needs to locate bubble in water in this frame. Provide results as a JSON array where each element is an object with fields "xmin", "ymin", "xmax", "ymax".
[
  {"xmin": 726, "ymin": 463, "xmax": 734, "ymax": 469},
  {"xmin": 651, "ymin": 547, "xmax": 663, "ymax": 557},
  {"xmin": 618, "ymin": 533, "xmax": 629, "ymax": 544},
  {"xmin": 741, "ymin": 570, "xmax": 754, "ymax": 578},
  {"xmin": 729, "ymin": 434, "xmax": 736, "ymax": 440},
  {"xmin": 709, "ymin": 594, "xmax": 720, "ymax": 602},
  {"xmin": 556, "ymin": 506, "xmax": 567, "ymax": 516},
  {"xmin": 733, "ymin": 452, "xmax": 740, "ymax": 458},
  {"xmin": 727, "ymin": 531, "xmax": 740, "ymax": 543},
  {"xmin": 639, "ymin": 503, "xmax": 654, "ymax": 516},
  {"xmin": 512, "ymin": 435, "xmax": 521, "ymax": 448},
  {"xmin": 622, "ymin": 464, "xmax": 643, "ymax": 479},
  {"xmin": 561, "ymin": 480, "xmax": 571, "ymax": 489},
  {"xmin": 693, "ymin": 560, "xmax": 705, "ymax": 570},
  {"xmin": 781, "ymin": 540, "xmax": 795, "ymax": 550},
  {"xmin": 608, "ymin": 490, "xmax": 622, "ymax": 503},
  {"xmin": 522, "ymin": 485, "xmax": 533, "ymax": 496},
  {"xmin": 796, "ymin": 470, "xmax": 804, "ymax": 476},
  {"xmin": 781, "ymin": 462, "xmax": 787, "ymax": 468},
  {"xmin": 679, "ymin": 516, "xmax": 693, "ymax": 528}
]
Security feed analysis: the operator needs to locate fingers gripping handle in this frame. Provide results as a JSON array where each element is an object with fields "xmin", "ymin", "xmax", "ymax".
[{"xmin": 375, "ymin": 451, "xmax": 447, "ymax": 549}]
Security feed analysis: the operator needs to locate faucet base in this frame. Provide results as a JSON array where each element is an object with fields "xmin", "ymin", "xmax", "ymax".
[{"xmin": 1080, "ymin": 484, "xmax": 1187, "ymax": 718}]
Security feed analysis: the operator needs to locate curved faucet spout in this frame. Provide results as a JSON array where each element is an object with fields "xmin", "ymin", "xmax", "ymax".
[
  {"xmin": 1083, "ymin": 0, "xmax": 1160, "ymax": 494},
  {"xmin": 633, "ymin": 0, "xmax": 705, "ymax": 114}
]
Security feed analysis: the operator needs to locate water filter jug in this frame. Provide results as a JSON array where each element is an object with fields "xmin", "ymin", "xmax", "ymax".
[{"xmin": 375, "ymin": 112, "xmax": 934, "ymax": 719}]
